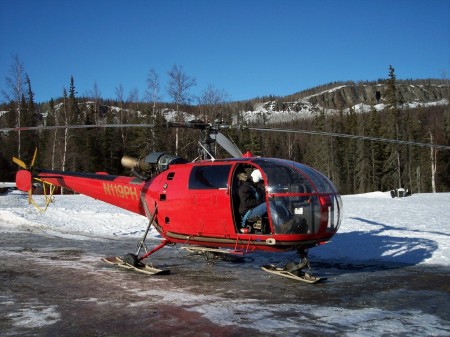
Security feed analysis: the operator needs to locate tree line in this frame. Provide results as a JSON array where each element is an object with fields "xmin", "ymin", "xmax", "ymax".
[{"xmin": 1, "ymin": 58, "xmax": 449, "ymax": 194}]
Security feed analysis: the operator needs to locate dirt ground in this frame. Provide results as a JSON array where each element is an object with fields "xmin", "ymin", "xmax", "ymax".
[{"xmin": 1, "ymin": 229, "xmax": 449, "ymax": 337}]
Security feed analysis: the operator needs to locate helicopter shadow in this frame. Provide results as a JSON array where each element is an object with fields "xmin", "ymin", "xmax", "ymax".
[{"xmin": 312, "ymin": 216, "xmax": 440, "ymax": 273}]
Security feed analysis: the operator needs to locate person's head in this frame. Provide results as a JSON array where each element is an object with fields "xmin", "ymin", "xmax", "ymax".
[
  {"xmin": 238, "ymin": 172, "xmax": 249, "ymax": 182},
  {"xmin": 251, "ymin": 169, "xmax": 263, "ymax": 183}
]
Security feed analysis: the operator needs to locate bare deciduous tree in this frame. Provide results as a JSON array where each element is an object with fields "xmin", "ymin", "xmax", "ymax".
[
  {"xmin": 115, "ymin": 84, "xmax": 129, "ymax": 148},
  {"xmin": 430, "ymin": 131, "xmax": 437, "ymax": 193},
  {"xmin": 146, "ymin": 69, "xmax": 161, "ymax": 117},
  {"xmin": 3, "ymin": 55, "xmax": 26, "ymax": 157},
  {"xmin": 87, "ymin": 81, "xmax": 102, "ymax": 124},
  {"xmin": 127, "ymin": 88, "xmax": 140, "ymax": 112},
  {"xmin": 167, "ymin": 64, "xmax": 196, "ymax": 154},
  {"xmin": 198, "ymin": 84, "xmax": 229, "ymax": 121}
]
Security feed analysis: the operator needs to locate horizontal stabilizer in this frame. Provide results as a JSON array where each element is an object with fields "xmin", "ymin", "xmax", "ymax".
[{"xmin": 0, "ymin": 182, "xmax": 16, "ymax": 188}]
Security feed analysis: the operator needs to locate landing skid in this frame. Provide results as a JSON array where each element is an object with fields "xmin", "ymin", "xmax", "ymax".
[
  {"xmin": 261, "ymin": 249, "xmax": 326, "ymax": 284},
  {"xmin": 181, "ymin": 246, "xmax": 245, "ymax": 262},
  {"xmin": 102, "ymin": 256, "xmax": 170, "ymax": 276},
  {"xmin": 102, "ymin": 203, "xmax": 171, "ymax": 275},
  {"xmin": 181, "ymin": 246, "xmax": 244, "ymax": 255},
  {"xmin": 261, "ymin": 264, "xmax": 325, "ymax": 283}
]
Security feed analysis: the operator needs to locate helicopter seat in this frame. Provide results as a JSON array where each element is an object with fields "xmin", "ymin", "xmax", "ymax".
[
  {"xmin": 240, "ymin": 210, "xmax": 254, "ymax": 231},
  {"xmin": 240, "ymin": 211, "xmax": 269, "ymax": 234}
]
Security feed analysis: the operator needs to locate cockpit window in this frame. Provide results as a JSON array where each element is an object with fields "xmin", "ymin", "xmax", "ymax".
[
  {"xmin": 253, "ymin": 160, "xmax": 313, "ymax": 194},
  {"xmin": 254, "ymin": 159, "xmax": 337, "ymax": 194},
  {"xmin": 248, "ymin": 159, "xmax": 340, "ymax": 235},
  {"xmin": 293, "ymin": 163, "xmax": 336, "ymax": 193},
  {"xmin": 269, "ymin": 195, "xmax": 322, "ymax": 234},
  {"xmin": 189, "ymin": 165, "xmax": 231, "ymax": 189}
]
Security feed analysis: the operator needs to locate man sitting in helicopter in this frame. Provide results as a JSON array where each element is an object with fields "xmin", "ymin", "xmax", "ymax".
[
  {"xmin": 238, "ymin": 169, "xmax": 267, "ymax": 233},
  {"xmin": 238, "ymin": 168, "xmax": 295, "ymax": 234}
]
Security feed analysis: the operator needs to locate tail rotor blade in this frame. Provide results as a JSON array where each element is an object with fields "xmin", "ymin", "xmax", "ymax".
[
  {"xmin": 13, "ymin": 148, "xmax": 38, "ymax": 170},
  {"xmin": 30, "ymin": 148, "xmax": 38, "ymax": 167},
  {"xmin": 13, "ymin": 157, "xmax": 28, "ymax": 169}
]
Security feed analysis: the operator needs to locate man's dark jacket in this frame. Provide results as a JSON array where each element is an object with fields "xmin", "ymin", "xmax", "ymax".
[{"xmin": 238, "ymin": 181, "xmax": 264, "ymax": 215}]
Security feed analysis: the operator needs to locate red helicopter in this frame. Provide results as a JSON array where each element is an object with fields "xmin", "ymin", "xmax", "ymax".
[{"xmin": 11, "ymin": 120, "xmax": 342, "ymax": 283}]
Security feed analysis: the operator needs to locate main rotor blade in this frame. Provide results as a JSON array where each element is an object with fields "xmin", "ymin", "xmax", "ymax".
[
  {"xmin": 210, "ymin": 132, "xmax": 243, "ymax": 158},
  {"xmin": 248, "ymin": 127, "xmax": 450, "ymax": 150},
  {"xmin": 0, "ymin": 124, "xmax": 155, "ymax": 132},
  {"xmin": 4, "ymin": 122, "xmax": 447, "ymax": 150}
]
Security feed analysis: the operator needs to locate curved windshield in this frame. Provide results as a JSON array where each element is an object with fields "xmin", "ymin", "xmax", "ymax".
[
  {"xmin": 254, "ymin": 158, "xmax": 338, "ymax": 194},
  {"xmin": 293, "ymin": 163, "xmax": 337, "ymax": 193},
  {"xmin": 254, "ymin": 159, "xmax": 314, "ymax": 194},
  {"xmin": 252, "ymin": 159, "xmax": 341, "ymax": 235},
  {"xmin": 268, "ymin": 195, "xmax": 322, "ymax": 234}
]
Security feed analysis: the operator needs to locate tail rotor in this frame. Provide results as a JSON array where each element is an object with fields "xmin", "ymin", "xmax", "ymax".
[
  {"xmin": 13, "ymin": 149, "xmax": 55, "ymax": 211},
  {"xmin": 13, "ymin": 148, "xmax": 38, "ymax": 203}
]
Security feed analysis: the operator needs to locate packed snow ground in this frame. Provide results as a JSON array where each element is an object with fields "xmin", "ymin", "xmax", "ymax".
[
  {"xmin": 1, "ymin": 191, "xmax": 449, "ymax": 336},
  {"xmin": 1, "ymin": 190, "xmax": 449, "ymax": 267}
]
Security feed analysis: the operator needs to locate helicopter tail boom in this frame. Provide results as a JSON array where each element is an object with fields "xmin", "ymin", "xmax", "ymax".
[{"xmin": 32, "ymin": 170, "xmax": 145, "ymax": 215}]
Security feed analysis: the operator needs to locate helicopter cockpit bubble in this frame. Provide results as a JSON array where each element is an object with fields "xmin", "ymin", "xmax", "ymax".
[{"xmin": 254, "ymin": 159, "xmax": 342, "ymax": 235}]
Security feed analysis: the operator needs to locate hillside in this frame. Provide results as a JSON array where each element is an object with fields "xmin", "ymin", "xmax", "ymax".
[
  {"xmin": 242, "ymin": 81, "xmax": 449, "ymax": 124},
  {"xmin": 1, "ymin": 79, "xmax": 449, "ymax": 126}
]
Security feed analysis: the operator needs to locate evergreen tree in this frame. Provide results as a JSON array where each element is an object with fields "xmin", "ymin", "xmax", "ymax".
[
  {"xmin": 67, "ymin": 76, "xmax": 86, "ymax": 170},
  {"xmin": 305, "ymin": 108, "xmax": 332, "ymax": 179},
  {"xmin": 23, "ymin": 75, "xmax": 39, "ymax": 163},
  {"xmin": 441, "ymin": 88, "xmax": 450, "ymax": 189},
  {"xmin": 333, "ymin": 109, "xmax": 347, "ymax": 192},
  {"xmin": 368, "ymin": 104, "xmax": 384, "ymax": 191},
  {"xmin": 44, "ymin": 98, "xmax": 58, "ymax": 170},
  {"xmin": 382, "ymin": 65, "xmax": 403, "ymax": 190},
  {"xmin": 402, "ymin": 106, "xmax": 422, "ymax": 193},
  {"xmin": 355, "ymin": 112, "xmax": 372, "ymax": 193},
  {"xmin": 60, "ymin": 89, "xmax": 70, "ymax": 172},
  {"xmin": 68, "ymin": 76, "xmax": 81, "ymax": 124},
  {"xmin": 346, "ymin": 106, "xmax": 358, "ymax": 192}
]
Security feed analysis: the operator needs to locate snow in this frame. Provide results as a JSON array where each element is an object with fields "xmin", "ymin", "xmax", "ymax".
[
  {"xmin": 1, "ymin": 190, "xmax": 449, "ymax": 335},
  {"xmin": 313, "ymin": 191, "xmax": 450, "ymax": 267},
  {"xmin": 241, "ymin": 98, "xmax": 449, "ymax": 124},
  {"xmin": 6, "ymin": 302, "xmax": 61, "ymax": 328},
  {"xmin": 350, "ymin": 98, "xmax": 448, "ymax": 114},
  {"xmin": 0, "ymin": 192, "xmax": 150, "ymax": 240},
  {"xmin": 1, "ymin": 190, "xmax": 449, "ymax": 266}
]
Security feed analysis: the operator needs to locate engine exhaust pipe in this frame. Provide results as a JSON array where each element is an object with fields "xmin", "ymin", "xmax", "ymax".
[{"xmin": 121, "ymin": 155, "xmax": 150, "ymax": 171}]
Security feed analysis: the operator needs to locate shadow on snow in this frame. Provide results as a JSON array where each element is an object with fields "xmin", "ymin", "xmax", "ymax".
[{"xmin": 310, "ymin": 216, "xmax": 439, "ymax": 272}]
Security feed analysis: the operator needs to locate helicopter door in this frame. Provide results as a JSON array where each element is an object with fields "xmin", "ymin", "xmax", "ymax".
[
  {"xmin": 231, "ymin": 163, "xmax": 270, "ymax": 234},
  {"xmin": 153, "ymin": 165, "xmax": 192, "ymax": 234},
  {"xmin": 187, "ymin": 164, "xmax": 234, "ymax": 235}
]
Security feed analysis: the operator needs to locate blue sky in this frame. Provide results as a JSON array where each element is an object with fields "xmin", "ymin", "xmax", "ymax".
[{"xmin": 1, "ymin": 0, "xmax": 449, "ymax": 103}]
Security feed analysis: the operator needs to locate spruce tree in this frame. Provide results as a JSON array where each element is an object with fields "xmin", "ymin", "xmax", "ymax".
[
  {"xmin": 68, "ymin": 76, "xmax": 81, "ymax": 123},
  {"xmin": 382, "ymin": 65, "xmax": 402, "ymax": 190},
  {"xmin": 369, "ymin": 103, "xmax": 384, "ymax": 191}
]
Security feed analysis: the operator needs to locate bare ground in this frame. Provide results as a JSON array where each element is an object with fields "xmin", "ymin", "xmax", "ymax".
[{"xmin": 1, "ymin": 229, "xmax": 449, "ymax": 336}]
